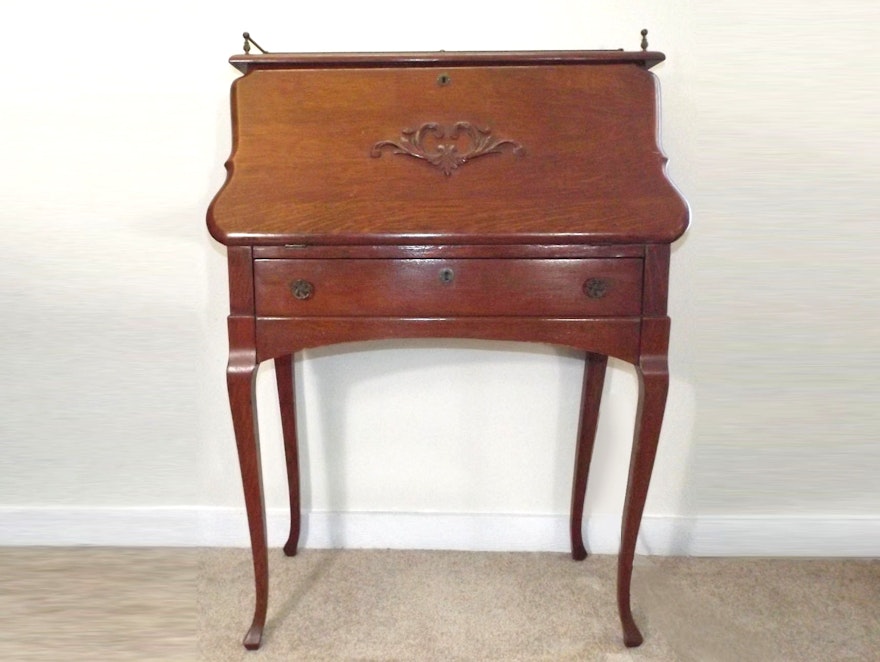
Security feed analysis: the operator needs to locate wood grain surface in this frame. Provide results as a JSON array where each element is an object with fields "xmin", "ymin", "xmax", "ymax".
[{"xmin": 208, "ymin": 58, "xmax": 687, "ymax": 246}]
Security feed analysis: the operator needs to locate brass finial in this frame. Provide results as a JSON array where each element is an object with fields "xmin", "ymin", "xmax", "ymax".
[
  {"xmin": 640, "ymin": 29, "xmax": 648, "ymax": 51},
  {"xmin": 242, "ymin": 32, "xmax": 269, "ymax": 54}
]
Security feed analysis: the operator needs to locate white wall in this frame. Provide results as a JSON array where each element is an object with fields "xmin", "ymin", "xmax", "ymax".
[{"xmin": 1, "ymin": 1, "xmax": 877, "ymax": 555}]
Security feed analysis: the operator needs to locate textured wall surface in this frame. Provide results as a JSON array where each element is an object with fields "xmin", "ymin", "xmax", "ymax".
[{"xmin": 1, "ymin": 1, "xmax": 876, "ymax": 553}]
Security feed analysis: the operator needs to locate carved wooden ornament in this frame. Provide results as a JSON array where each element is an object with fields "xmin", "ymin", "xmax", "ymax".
[{"xmin": 371, "ymin": 122, "xmax": 525, "ymax": 176}]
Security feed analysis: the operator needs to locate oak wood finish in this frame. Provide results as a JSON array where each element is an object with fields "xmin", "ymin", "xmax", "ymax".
[
  {"xmin": 251, "ymin": 244, "xmax": 645, "ymax": 259},
  {"xmin": 254, "ymin": 258, "xmax": 643, "ymax": 318},
  {"xmin": 228, "ymin": 50, "xmax": 668, "ymax": 73},
  {"xmin": 254, "ymin": 317, "xmax": 643, "ymax": 365},
  {"xmin": 274, "ymin": 353, "xmax": 301, "ymax": 557},
  {"xmin": 570, "ymin": 352, "xmax": 608, "ymax": 560},
  {"xmin": 207, "ymin": 63, "xmax": 687, "ymax": 247},
  {"xmin": 208, "ymin": 49, "xmax": 687, "ymax": 650}
]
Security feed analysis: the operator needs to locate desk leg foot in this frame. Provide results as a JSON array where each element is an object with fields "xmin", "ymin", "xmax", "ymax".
[
  {"xmin": 570, "ymin": 352, "xmax": 607, "ymax": 561},
  {"xmin": 617, "ymin": 348, "xmax": 668, "ymax": 649},
  {"xmin": 243, "ymin": 621, "xmax": 264, "ymax": 650},
  {"xmin": 622, "ymin": 621, "xmax": 644, "ymax": 648},
  {"xmin": 275, "ymin": 354, "xmax": 301, "ymax": 558}
]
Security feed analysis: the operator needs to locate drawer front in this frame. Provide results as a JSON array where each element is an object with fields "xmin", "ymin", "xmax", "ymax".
[{"xmin": 254, "ymin": 258, "xmax": 642, "ymax": 317}]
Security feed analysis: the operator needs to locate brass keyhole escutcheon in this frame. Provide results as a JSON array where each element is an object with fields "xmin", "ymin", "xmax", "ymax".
[
  {"xmin": 439, "ymin": 267, "xmax": 455, "ymax": 284},
  {"xmin": 290, "ymin": 278, "xmax": 314, "ymax": 300},
  {"xmin": 584, "ymin": 278, "xmax": 609, "ymax": 299},
  {"xmin": 437, "ymin": 73, "xmax": 451, "ymax": 86}
]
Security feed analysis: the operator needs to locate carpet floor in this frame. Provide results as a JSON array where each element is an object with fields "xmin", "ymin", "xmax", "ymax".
[{"xmin": 1, "ymin": 547, "xmax": 877, "ymax": 661}]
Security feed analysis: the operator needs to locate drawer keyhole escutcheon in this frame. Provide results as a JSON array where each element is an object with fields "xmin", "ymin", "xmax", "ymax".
[
  {"xmin": 439, "ymin": 267, "xmax": 455, "ymax": 284},
  {"xmin": 584, "ymin": 278, "xmax": 609, "ymax": 299},
  {"xmin": 437, "ymin": 73, "xmax": 451, "ymax": 86},
  {"xmin": 290, "ymin": 279, "xmax": 315, "ymax": 300}
]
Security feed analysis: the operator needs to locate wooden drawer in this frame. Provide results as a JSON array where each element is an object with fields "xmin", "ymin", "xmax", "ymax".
[{"xmin": 254, "ymin": 258, "xmax": 642, "ymax": 317}]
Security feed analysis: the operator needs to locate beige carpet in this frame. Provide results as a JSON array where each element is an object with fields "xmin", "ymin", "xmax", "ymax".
[{"xmin": 1, "ymin": 547, "xmax": 877, "ymax": 661}]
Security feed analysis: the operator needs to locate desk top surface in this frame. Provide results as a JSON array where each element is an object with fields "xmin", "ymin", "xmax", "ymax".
[{"xmin": 208, "ymin": 51, "xmax": 687, "ymax": 247}]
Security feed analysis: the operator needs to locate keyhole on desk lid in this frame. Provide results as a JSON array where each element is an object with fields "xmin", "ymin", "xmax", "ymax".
[
  {"xmin": 439, "ymin": 267, "xmax": 455, "ymax": 284},
  {"xmin": 437, "ymin": 73, "xmax": 451, "ymax": 86}
]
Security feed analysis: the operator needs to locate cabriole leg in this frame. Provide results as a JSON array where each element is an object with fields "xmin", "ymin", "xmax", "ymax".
[
  {"xmin": 570, "ymin": 352, "xmax": 608, "ymax": 560},
  {"xmin": 227, "ymin": 320, "xmax": 268, "ymax": 650},
  {"xmin": 274, "ymin": 354, "xmax": 302, "ymax": 557},
  {"xmin": 617, "ymin": 350, "xmax": 668, "ymax": 647}
]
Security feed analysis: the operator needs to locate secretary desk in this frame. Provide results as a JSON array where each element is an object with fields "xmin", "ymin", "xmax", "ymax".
[{"xmin": 207, "ymin": 39, "xmax": 688, "ymax": 650}]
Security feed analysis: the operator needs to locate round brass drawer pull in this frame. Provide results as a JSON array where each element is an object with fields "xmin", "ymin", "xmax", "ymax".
[
  {"xmin": 290, "ymin": 279, "xmax": 315, "ymax": 300},
  {"xmin": 584, "ymin": 278, "xmax": 609, "ymax": 299}
]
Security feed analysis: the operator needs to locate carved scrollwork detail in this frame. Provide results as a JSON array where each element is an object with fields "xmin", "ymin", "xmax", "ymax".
[{"xmin": 371, "ymin": 122, "xmax": 525, "ymax": 176}]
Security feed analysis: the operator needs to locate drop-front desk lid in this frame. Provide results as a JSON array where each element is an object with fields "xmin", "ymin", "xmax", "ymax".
[{"xmin": 207, "ymin": 50, "xmax": 688, "ymax": 247}]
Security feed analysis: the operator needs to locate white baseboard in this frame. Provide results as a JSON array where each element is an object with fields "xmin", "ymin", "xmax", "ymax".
[{"xmin": 1, "ymin": 507, "xmax": 877, "ymax": 557}]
